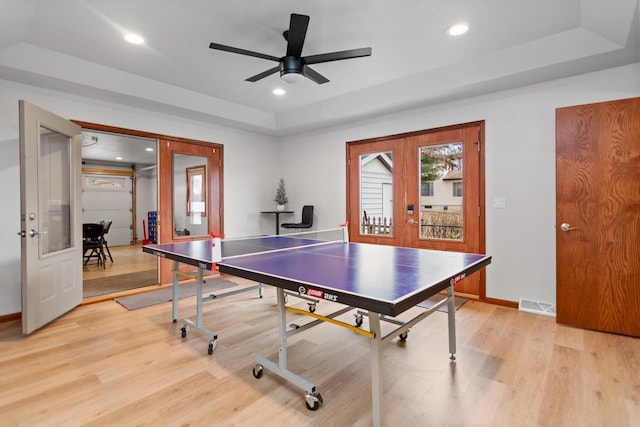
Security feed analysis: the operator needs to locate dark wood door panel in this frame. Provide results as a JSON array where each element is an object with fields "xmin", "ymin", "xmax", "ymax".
[{"xmin": 556, "ymin": 97, "xmax": 640, "ymax": 336}]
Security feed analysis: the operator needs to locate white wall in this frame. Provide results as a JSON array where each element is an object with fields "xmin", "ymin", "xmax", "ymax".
[
  {"xmin": 278, "ymin": 62, "xmax": 640, "ymax": 306},
  {"xmin": 0, "ymin": 79, "xmax": 279, "ymax": 316},
  {"xmin": 135, "ymin": 168, "xmax": 157, "ymax": 242}
]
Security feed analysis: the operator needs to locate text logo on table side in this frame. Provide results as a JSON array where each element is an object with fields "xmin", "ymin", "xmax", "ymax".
[
  {"xmin": 450, "ymin": 273, "xmax": 466, "ymax": 285},
  {"xmin": 298, "ymin": 286, "xmax": 338, "ymax": 302}
]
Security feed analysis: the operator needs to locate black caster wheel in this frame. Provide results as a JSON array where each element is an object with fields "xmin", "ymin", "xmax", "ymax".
[
  {"xmin": 181, "ymin": 326, "xmax": 188, "ymax": 338},
  {"xmin": 304, "ymin": 391, "xmax": 323, "ymax": 411},
  {"xmin": 208, "ymin": 343, "xmax": 214, "ymax": 355},
  {"xmin": 308, "ymin": 303, "xmax": 316, "ymax": 313},
  {"xmin": 354, "ymin": 314, "xmax": 363, "ymax": 327},
  {"xmin": 253, "ymin": 364, "xmax": 264, "ymax": 379},
  {"xmin": 399, "ymin": 332, "xmax": 408, "ymax": 342}
]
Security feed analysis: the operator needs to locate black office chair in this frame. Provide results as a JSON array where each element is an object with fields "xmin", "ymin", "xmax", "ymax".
[
  {"xmin": 98, "ymin": 220, "xmax": 113, "ymax": 262},
  {"xmin": 281, "ymin": 205, "xmax": 314, "ymax": 231},
  {"xmin": 83, "ymin": 223, "xmax": 105, "ymax": 268}
]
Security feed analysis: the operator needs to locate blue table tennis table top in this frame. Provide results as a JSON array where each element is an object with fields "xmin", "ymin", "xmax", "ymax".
[{"xmin": 143, "ymin": 236, "xmax": 491, "ymax": 317}]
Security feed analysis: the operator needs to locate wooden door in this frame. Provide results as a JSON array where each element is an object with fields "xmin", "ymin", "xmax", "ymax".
[
  {"xmin": 405, "ymin": 124, "xmax": 484, "ymax": 294},
  {"xmin": 556, "ymin": 97, "xmax": 640, "ymax": 336},
  {"xmin": 346, "ymin": 137, "xmax": 407, "ymax": 247},
  {"xmin": 346, "ymin": 121, "xmax": 485, "ymax": 297},
  {"xmin": 158, "ymin": 139, "xmax": 223, "ymax": 284}
]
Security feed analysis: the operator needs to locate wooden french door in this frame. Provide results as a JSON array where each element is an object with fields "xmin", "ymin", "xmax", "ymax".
[
  {"xmin": 347, "ymin": 122, "xmax": 485, "ymax": 296},
  {"xmin": 556, "ymin": 97, "xmax": 640, "ymax": 336},
  {"xmin": 158, "ymin": 139, "xmax": 223, "ymax": 285}
]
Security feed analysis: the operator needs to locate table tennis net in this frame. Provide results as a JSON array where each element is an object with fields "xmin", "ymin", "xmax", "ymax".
[
  {"xmin": 279, "ymin": 227, "xmax": 346, "ymax": 242},
  {"xmin": 220, "ymin": 227, "xmax": 348, "ymax": 260}
]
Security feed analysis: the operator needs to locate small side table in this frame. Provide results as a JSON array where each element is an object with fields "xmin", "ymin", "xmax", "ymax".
[{"xmin": 260, "ymin": 210, "xmax": 293, "ymax": 235}]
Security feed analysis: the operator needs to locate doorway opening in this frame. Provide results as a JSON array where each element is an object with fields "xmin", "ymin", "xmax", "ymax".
[
  {"xmin": 74, "ymin": 121, "xmax": 225, "ymax": 302},
  {"xmin": 80, "ymin": 130, "xmax": 159, "ymax": 299}
]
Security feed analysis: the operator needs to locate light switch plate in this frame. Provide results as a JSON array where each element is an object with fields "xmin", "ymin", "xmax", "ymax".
[{"xmin": 493, "ymin": 197, "xmax": 506, "ymax": 208}]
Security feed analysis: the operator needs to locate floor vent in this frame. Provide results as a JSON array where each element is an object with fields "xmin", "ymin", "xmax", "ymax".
[{"xmin": 518, "ymin": 299, "xmax": 556, "ymax": 317}]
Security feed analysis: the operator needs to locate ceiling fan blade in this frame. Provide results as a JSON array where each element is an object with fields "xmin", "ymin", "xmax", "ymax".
[
  {"xmin": 209, "ymin": 42, "xmax": 279, "ymax": 62},
  {"xmin": 286, "ymin": 14, "xmax": 310, "ymax": 57},
  {"xmin": 303, "ymin": 66, "xmax": 329, "ymax": 85},
  {"xmin": 304, "ymin": 47, "xmax": 372, "ymax": 65},
  {"xmin": 245, "ymin": 65, "xmax": 281, "ymax": 82}
]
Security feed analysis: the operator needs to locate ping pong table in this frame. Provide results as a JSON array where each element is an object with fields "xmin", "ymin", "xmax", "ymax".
[{"xmin": 143, "ymin": 227, "xmax": 491, "ymax": 427}]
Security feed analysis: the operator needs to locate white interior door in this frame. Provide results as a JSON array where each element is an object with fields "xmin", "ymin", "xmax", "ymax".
[{"xmin": 19, "ymin": 100, "xmax": 82, "ymax": 335}]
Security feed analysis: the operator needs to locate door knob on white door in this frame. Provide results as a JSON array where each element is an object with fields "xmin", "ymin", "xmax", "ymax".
[{"xmin": 560, "ymin": 223, "xmax": 578, "ymax": 232}]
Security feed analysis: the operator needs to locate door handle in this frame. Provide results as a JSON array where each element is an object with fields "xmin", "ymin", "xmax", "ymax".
[
  {"xmin": 407, "ymin": 219, "xmax": 417, "ymax": 225},
  {"xmin": 28, "ymin": 229, "xmax": 39, "ymax": 237},
  {"xmin": 560, "ymin": 223, "xmax": 578, "ymax": 232}
]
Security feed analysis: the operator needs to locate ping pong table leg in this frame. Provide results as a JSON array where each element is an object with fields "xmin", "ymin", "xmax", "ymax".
[
  {"xmin": 369, "ymin": 312, "xmax": 384, "ymax": 427},
  {"xmin": 172, "ymin": 261, "xmax": 179, "ymax": 322},
  {"xmin": 277, "ymin": 288, "xmax": 288, "ymax": 369},
  {"xmin": 447, "ymin": 285, "xmax": 457, "ymax": 360},
  {"xmin": 254, "ymin": 287, "xmax": 322, "ymax": 410},
  {"xmin": 196, "ymin": 268, "xmax": 204, "ymax": 328},
  {"xmin": 179, "ymin": 267, "xmax": 218, "ymax": 355}
]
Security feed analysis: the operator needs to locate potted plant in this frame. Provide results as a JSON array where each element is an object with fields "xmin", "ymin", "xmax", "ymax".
[{"xmin": 274, "ymin": 178, "xmax": 288, "ymax": 211}]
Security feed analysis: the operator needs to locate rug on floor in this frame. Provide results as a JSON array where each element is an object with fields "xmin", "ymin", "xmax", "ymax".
[
  {"xmin": 417, "ymin": 294, "xmax": 468, "ymax": 313},
  {"xmin": 114, "ymin": 278, "xmax": 238, "ymax": 310},
  {"xmin": 83, "ymin": 269, "xmax": 157, "ymax": 298}
]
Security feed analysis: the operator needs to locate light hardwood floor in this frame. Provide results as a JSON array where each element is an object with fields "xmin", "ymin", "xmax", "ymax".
[
  {"xmin": 83, "ymin": 244, "xmax": 157, "ymax": 281},
  {"xmin": 1, "ymin": 281, "xmax": 639, "ymax": 426}
]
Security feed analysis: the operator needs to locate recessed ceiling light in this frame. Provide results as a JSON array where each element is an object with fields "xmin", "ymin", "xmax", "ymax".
[
  {"xmin": 273, "ymin": 88, "xmax": 286, "ymax": 96},
  {"xmin": 447, "ymin": 23, "xmax": 469, "ymax": 36},
  {"xmin": 145, "ymin": 147, "xmax": 154, "ymax": 152},
  {"xmin": 115, "ymin": 156, "xmax": 123, "ymax": 160},
  {"xmin": 124, "ymin": 33, "xmax": 144, "ymax": 45}
]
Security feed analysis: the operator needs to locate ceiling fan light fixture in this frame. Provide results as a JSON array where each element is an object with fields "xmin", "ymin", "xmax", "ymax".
[
  {"xmin": 280, "ymin": 71, "xmax": 305, "ymax": 84},
  {"xmin": 280, "ymin": 56, "xmax": 305, "ymax": 84}
]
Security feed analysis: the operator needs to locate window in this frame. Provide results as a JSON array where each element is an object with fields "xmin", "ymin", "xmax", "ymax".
[
  {"xmin": 421, "ymin": 181, "xmax": 434, "ymax": 196},
  {"xmin": 186, "ymin": 164, "xmax": 207, "ymax": 217},
  {"xmin": 453, "ymin": 182, "xmax": 463, "ymax": 197}
]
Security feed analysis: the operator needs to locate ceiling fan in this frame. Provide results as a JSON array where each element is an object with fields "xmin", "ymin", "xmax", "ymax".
[{"xmin": 209, "ymin": 13, "xmax": 372, "ymax": 84}]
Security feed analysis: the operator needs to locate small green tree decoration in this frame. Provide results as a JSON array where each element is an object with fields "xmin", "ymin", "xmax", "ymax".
[{"xmin": 274, "ymin": 178, "xmax": 288, "ymax": 205}]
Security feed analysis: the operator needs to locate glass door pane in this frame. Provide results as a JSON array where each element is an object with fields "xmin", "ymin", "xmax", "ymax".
[
  {"xmin": 359, "ymin": 151, "xmax": 393, "ymax": 236},
  {"xmin": 419, "ymin": 142, "xmax": 463, "ymax": 241},
  {"xmin": 38, "ymin": 126, "xmax": 72, "ymax": 254},
  {"xmin": 172, "ymin": 153, "xmax": 209, "ymax": 237}
]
